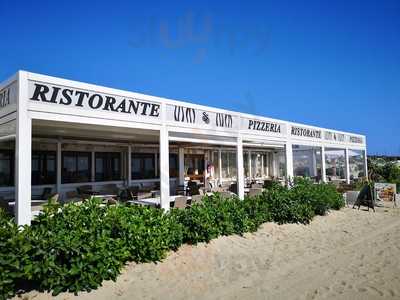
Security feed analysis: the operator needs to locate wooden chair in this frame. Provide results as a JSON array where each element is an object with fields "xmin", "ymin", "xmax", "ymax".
[
  {"xmin": 174, "ymin": 196, "xmax": 188, "ymax": 209},
  {"xmin": 32, "ymin": 187, "xmax": 52, "ymax": 200}
]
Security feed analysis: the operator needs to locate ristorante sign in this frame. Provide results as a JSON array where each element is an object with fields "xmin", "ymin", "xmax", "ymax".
[
  {"xmin": 291, "ymin": 126, "xmax": 322, "ymax": 139},
  {"xmin": 28, "ymin": 82, "xmax": 161, "ymax": 119}
]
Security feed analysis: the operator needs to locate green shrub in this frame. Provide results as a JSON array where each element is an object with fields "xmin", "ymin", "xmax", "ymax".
[{"xmin": 0, "ymin": 179, "xmax": 345, "ymax": 299}]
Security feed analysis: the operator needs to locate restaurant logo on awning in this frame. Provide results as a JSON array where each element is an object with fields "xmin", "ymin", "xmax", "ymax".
[
  {"xmin": 291, "ymin": 126, "xmax": 322, "ymax": 138},
  {"xmin": 29, "ymin": 83, "xmax": 161, "ymax": 118}
]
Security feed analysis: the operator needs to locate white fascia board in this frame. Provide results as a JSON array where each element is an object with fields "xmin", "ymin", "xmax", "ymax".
[{"xmin": 20, "ymin": 71, "xmax": 366, "ymax": 145}]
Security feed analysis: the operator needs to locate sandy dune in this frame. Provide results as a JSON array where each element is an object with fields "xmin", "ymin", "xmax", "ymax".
[{"xmin": 17, "ymin": 205, "xmax": 400, "ymax": 300}]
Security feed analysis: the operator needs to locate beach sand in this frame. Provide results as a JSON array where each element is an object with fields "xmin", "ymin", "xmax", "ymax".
[{"xmin": 16, "ymin": 204, "xmax": 400, "ymax": 300}]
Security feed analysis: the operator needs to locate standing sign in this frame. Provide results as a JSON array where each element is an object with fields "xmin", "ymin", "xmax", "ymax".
[{"xmin": 374, "ymin": 183, "xmax": 396, "ymax": 202}]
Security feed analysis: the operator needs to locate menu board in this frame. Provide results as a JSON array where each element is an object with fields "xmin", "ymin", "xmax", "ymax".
[{"xmin": 374, "ymin": 183, "xmax": 396, "ymax": 202}]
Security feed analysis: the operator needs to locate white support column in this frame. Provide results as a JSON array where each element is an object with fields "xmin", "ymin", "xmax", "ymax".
[
  {"xmin": 248, "ymin": 150, "xmax": 252, "ymax": 180},
  {"xmin": 321, "ymin": 146, "xmax": 327, "ymax": 182},
  {"xmin": 218, "ymin": 149, "xmax": 222, "ymax": 183},
  {"xmin": 127, "ymin": 145, "xmax": 132, "ymax": 187},
  {"xmin": 285, "ymin": 142, "xmax": 294, "ymax": 181},
  {"xmin": 345, "ymin": 148, "xmax": 351, "ymax": 184},
  {"xmin": 155, "ymin": 152, "xmax": 158, "ymax": 177},
  {"xmin": 91, "ymin": 151, "xmax": 95, "ymax": 186},
  {"xmin": 159, "ymin": 126, "xmax": 170, "ymax": 211},
  {"xmin": 261, "ymin": 153, "xmax": 264, "ymax": 177},
  {"xmin": 15, "ymin": 71, "xmax": 32, "ymax": 225},
  {"xmin": 178, "ymin": 147, "xmax": 185, "ymax": 185},
  {"xmin": 364, "ymin": 148, "xmax": 368, "ymax": 180},
  {"xmin": 311, "ymin": 149, "xmax": 317, "ymax": 177},
  {"xmin": 56, "ymin": 139, "xmax": 62, "ymax": 193},
  {"xmin": 236, "ymin": 136, "xmax": 245, "ymax": 199},
  {"xmin": 271, "ymin": 152, "xmax": 276, "ymax": 177}
]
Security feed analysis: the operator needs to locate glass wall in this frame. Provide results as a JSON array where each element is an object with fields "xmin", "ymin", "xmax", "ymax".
[
  {"xmin": 348, "ymin": 149, "xmax": 366, "ymax": 181},
  {"xmin": 95, "ymin": 152, "xmax": 121, "ymax": 182},
  {"xmin": 292, "ymin": 145, "xmax": 322, "ymax": 181},
  {"xmin": 62, "ymin": 151, "xmax": 92, "ymax": 183},
  {"xmin": 131, "ymin": 153, "xmax": 156, "ymax": 180},
  {"xmin": 325, "ymin": 148, "xmax": 346, "ymax": 181},
  {"xmin": 32, "ymin": 151, "xmax": 57, "ymax": 185},
  {"xmin": 276, "ymin": 150, "xmax": 286, "ymax": 178},
  {"xmin": 221, "ymin": 151, "xmax": 236, "ymax": 179}
]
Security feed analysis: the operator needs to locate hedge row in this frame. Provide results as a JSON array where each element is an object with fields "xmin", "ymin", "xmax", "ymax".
[{"xmin": 0, "ymin": 178, "xmax": 344, "ymax": 299}]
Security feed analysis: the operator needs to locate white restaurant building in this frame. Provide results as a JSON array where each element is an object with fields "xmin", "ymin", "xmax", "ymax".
[{"xmin": 0, "ymin": 71, "xmax": 367, "ymax": 225}]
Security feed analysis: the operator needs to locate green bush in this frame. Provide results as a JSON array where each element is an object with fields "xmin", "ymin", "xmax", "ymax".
[{"xmin": 0, "ymin": 179, "xmax": 345, "ymax": 299}]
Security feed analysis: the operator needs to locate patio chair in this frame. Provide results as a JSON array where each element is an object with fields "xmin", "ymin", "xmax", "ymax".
[
  {"xmin": 48, "ymin": 193, "xmax": 60, "ymax": 203},
  {"xmin": 229, "ymin": 183, "xmax": 238, "ymax": 195},
  {"xmin": 248, "ymin": 188, "xmax": 263, "ymax": 197},
  {"xmin": 176, "ymin": 185, "xmax": 187, "ymax": 196},
  {"xmin": 174, "ymin": 196, "xmax": 189, "ymax": 209},
  {"xmin": 32, "ymin": 187, "xmax": 52, "ymax": 200},
  {"xmin": 65, "ymin": 191, "xmax": 82, "ymax": 203},
  {"xmin": 0, "ymin": 197, "xmax": 12, "ymax": 214},
  {"xmin": 187, "ymin": 181, "xmax": 200, "ymax": 196}
]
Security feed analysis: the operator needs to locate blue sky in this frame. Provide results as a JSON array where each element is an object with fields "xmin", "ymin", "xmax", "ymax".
[{"xmin": 1, "ymin": 0, "xmax": 399, "ymax": 155}]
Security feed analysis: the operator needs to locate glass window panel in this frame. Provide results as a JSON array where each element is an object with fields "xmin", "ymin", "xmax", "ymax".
[
  {"xmin": 292, "ymin": 145, "xmax": 322, "ymax": 182},
  {"xmin": 349, "ymin": 149, "xmax": 366, "ymax": 181},
  {"xmin": 32, "ymin": 151, "xmax": 57, "ymax": 185},
  {"xmin": 325, "ymin": 148, "xmax": 346, "ymax": 181},
  {"xmin": 131, "ymin": 153, "xmax": 156, "ymax": 180},
  {"xmin": 62, "ymin": 152, "xmax": 91, "ymax": 184}
]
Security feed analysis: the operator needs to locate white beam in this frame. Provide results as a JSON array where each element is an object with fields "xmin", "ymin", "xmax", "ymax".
[
  {"xmin": 236, "ymin": 136, "xmax": 245, "ymax": 199},
  {"xmin": 159, "ymin": 126, "xmax": 170, "ymax": 211},
  {"xmin": 178, "ymin": 147, "xmax": 185, "ymax": 185},
  {"xmin": 15, "ymin": 71, "xmax": 31, "ymax": 225}
]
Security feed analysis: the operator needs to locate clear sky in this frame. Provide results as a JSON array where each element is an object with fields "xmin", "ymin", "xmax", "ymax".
[{"xmin": 1, "ymin": 0, "xmax": 399, "ymax": 155}]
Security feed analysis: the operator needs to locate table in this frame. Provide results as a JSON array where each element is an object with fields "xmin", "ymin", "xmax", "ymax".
[
  {"xmin": 8, "ymin": 199, "xmax": 49, "ymax": 206},
  {"xmin": 94, "ymin": 194, "xmax": 117, "ymax": 200},
  {"xmin": 128, "ymin": 195, "xmax": 191, "ymax": 206}
]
